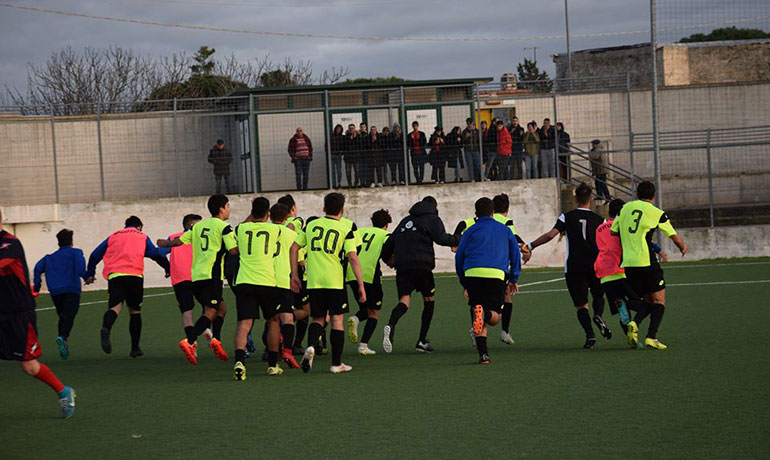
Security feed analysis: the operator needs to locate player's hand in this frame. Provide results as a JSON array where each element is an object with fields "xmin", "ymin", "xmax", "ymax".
[
  {"xmin": 156, "ymin": 238, "xmax": 168, "ymax": 248},
  {"xmin": 358, "ymin": 284, "xmax": 367, "ymax": 304},
  {"xmin": 451, "ymin": 246, "xmax": 457, "ymax": 253},
  {"xmin": 290, "ymin": 275, "xmax": 301, "ymax": 293},
  {"xmin": 85, "ymin": 276, "xmax": 96, "ymax": 285},
  {"xmin": 658, "ymin": 250, "xmax": 669, "ymax": 263},
  {"xmin": 463, "ymin": 289, "xmax": 468, "ymax": 299},
  {"xmin": 680, "ymin": 243, "xmax": 687, "ymax": 257},
  {"xmin": 165, "ymin": 272, "xmax": 171, "ymax": 278},
  {"xmin": 522, "ymin": 251, "xmax": 532, "ymax": 264},
  {"xmin": 31, "ymin": 286, "xmax": 39, "ymax": 298},
  {"xmin": 507, "ymin": 282, "xmax": 519, "ymax": 296}
]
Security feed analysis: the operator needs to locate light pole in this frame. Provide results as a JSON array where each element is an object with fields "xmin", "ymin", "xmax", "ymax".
[
  {"xmin": 564, "ymin": 0, "xmax": 572, "ymax": 82},
  {"xmin": 524, "ymin": 46, "xmax": 538, "ymax": 63},
  {"xmin": 650, "ymin": 0, "xmax": 662, "ymax": 209}
]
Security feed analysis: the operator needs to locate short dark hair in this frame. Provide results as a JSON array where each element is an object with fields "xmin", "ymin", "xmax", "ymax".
[
  {"xmin": 492, "ymin": 193, "xmax": 510, "ymax": 213},
  {"xmin": 412, "ymin": 121, "xmax": 419, "ymax": 127},
  {"xmin": 466, "ymin": 117, "xmax": 473, "ymax": 124},
  {"xmin": 637, "ymin": 181, "xmax": 656, "ymax": 200},
  {"xmin": 277, "ymin": 194, "xmax": 296, "ymax": 209},
  {"xmin": 182, "ymin": 214, "xmax": 202, "ymax": 229},
  {"xmin": 56, "ymin": 229, "xmax": 73, "ymax": 247},
  {"xmin": 125, "ymin": 216, "xmax": 143, "ymax": 228},
  {"xmin": 543, "ymin": 118, "xmax": 551, "ymax": 123},
  {"xmin": 207, "ymin": 194, "xmax": 229, "ymax": 217},
  {"xmin": 575, "ymin": 183, "xmax": 593, "ymax": 205},
  {"xmin": 422, "ymin": 196, "xmax": 437, "ymax": 207},
  {"xmin": 475, "ymin": 197, "xmax": 494, "ymax": 218},
  {"xmin": 324, "ymin": 192, "xmax": 345, "ymax": 215},
  {"xmin": 270, "ymin": 203, "xmax": 290, "ymax": 223},
  {"xmin": 251, "ymin": 197, "xmax": 270, "ymax": 219},
  {"xmin": 608, "ymin": 199, "xmax": 625, "ymax": 218},
  {"xmin": 371, "ymin": 209, "xmax": 392, "ymax": 228}
]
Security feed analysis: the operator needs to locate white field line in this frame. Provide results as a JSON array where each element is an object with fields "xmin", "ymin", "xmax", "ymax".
[{"xmin": 36, "ymin": 278, "xmax": 769, "ymax": 311}]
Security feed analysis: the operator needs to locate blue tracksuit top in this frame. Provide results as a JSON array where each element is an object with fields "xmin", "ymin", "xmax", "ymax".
[
  {"xmin": 454, "ymin": 216, "xmax": 522, "ymax": 287},
  {"xmin": 33, "ymin": 246, "xmax": 87, "ymax": 296}
]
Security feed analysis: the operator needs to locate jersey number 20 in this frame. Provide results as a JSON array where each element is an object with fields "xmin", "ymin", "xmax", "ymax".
[{"xmin": 310, "ymin": 227, "xmax": 340, "ymax": 254}]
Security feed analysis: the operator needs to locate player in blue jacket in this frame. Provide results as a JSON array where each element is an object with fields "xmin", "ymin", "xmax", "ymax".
[
  {"xmin": 33, "ymin": 229, "xmax": 88, "ymax": 360},
  {"xmin": 455, "ymin": 197, "xmax": 522, "ymax": 364}
]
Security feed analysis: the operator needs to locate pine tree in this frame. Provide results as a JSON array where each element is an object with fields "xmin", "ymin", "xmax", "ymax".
[{"xmin": 516, "ymin": 58, "xmax": 552, "ymax": 93}]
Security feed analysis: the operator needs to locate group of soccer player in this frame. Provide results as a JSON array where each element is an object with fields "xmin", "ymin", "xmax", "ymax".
[{"xmin": 1, "ymin": 178, "xmax": 687, "ymax": 418}]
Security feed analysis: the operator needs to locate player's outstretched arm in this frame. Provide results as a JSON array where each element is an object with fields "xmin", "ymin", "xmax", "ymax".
[
  {"xmin": 85, "ymin": 238, "xmax": 109, "ymax": 281},
  {"xmin": 347, "ymin": 251, "xmax": 367, "ymax": 304},
  {"xmin": 157, "ymin": 237, "xmax": 183, "ymax": 248},
  {"xmin": 144, "ymin": 237, "xmax": 171, "ymax": 276},
  {"xmin": 32, "ymin": 255, "xmax": 46, "ymax": 293},
  {"xmin": 527, "ymin": 228, "xmax": 559, "ymax": 251}
]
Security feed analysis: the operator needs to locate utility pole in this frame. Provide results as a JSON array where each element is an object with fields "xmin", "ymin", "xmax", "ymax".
[
  {"xmin": 564, "ymin": 0, "xmax": 572, "ymax": 81},
  {"xmin": 650, "ymin": 0, "xmax": 662, "ymax": 209},
  {"xmin": 524, "ymin": 46, "xmax": 538, "ymax": 63}
]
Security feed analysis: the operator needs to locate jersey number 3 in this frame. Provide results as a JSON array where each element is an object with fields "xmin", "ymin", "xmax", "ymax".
[{"xmin": 628, "ymin": 210, "xmax": 643, "ymax": 234}]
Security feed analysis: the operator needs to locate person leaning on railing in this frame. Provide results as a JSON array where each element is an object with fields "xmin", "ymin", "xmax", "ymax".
[
  {"xmin": 329, "ymin": 124, "xmax": 345, "ymax": 189},
  {"xmin": 388, "ymin": 124, "xmax": 406, "ymax": 186},
  {"xmin": 495, "ymin": 120, "xmax": 513, "ymax": 180},
  {"xmin": 539, "ymin": 118, "xmax": 557, "ymax": 178},
  {"xmin": 344, "ymin": 124, "xmax": 361, "ymax": 188},
  {"xmin": 523, "ymin": 122, "xmax": 540, "ymax": 179},
  {"xmin": 590, "ymin": 139, "xmax": 611, "ymax": 201},
  {"xmin": 446, "ymin": 126, "xmax": 465, "ymax": 183},
  {"xmin": 556, "ymin": 122, "xmax": 571, "ymax": 181},
  {"xmin": 462, "ymin": 118, "xmax": 481, "ymax": 182},
  {"xmin": 509, "ymin": 117, "xmax": 525, "ymax": 180},
  {"xmin": 287, "ymin": 127, "xmax": 313, "ymax": 191},
  {"xmin": 408, "ymin": 121, "xmax": 428, "ymax": 184}
]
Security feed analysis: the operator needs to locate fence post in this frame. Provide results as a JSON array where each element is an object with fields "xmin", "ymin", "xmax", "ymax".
[
  {"xmin": 248, "ymin": 94, "xmax": 260, "ymax": 192},
  {"xmin": 650, "ymin": 0, "xmax": 662, "ymax": 211},
  {"xmin": 706, "ymin": 128, "xmax": 715, "ymax": 228},
  {"xmin": 626, "ymin": 72, "xmax": 636, "ymax": 192},
  {"xmin": 49, "ymin": 106, "xmax": 60, "ymax": 204},
  {"xmin": 475, "ymin": 83, "xmax": 484, "ymax": 178},
  {"xmin": 324, "ymin": 90, "xmax": 332, "ymax": 190},
  {"xmin": 96, "ymin": 102, "xmax": 106, "ymax": 201},
  {"xmin": 399, "ymin": 86, "xmax": 409, "ymax": 186},
  {"xmin": 552, "ymin": 86, "xmax": 560, "ymax": 183},
  {"xmin": 173, "ymin": 98, "xmax": 181, "ymax": 197}
]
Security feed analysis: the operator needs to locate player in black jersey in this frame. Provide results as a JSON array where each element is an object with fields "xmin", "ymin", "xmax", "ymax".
[{"xmin": 526, "ymin": 184, "xmax": 610, "ymax": 349}]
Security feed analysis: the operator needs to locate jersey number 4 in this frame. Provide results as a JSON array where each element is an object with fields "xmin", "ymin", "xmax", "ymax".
[{"xmin": 310, "ymin": 227, "xmax": 340, "ymax": 254}]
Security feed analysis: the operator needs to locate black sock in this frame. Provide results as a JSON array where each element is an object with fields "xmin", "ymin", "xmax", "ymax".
[
  {"xmin": 592, "ymin": 296, "xmax": 605, "ymax": 318},
  {"xmin": 501, "ymin": 302, "xmax": 513, "ymax": 333},
  {"xmin": 633, "ymin": 302, "xmax": 652, "ymax": 325},
  {"xmin": 361, "ymin": 318, "xmax": 378, "ymax": 344},
  {"xmin": 129, "ymin": 314, "xmax": 142, "ymax": 350},
  {"xmin": 294, "ymin": 319, "xmax": 308, "ymax": 347},
  {"xmin": 261, "ymin": 322, "xmax": 269, "ymax": 347},
  {"xmin": 475, "ymin": 336, "xmax": 488, "ymax": 356},
  {"xmin": 576, "ymin": 308, "xmax": 594, "ymax": 337},
  {"xmin": 320, "ymin": 324, "xmax": 328, "ymax": 349},
  {"xmin": 330, "ymin": 329, "xmax": 344, "ymax": 366},
  {"xmin": 307, "ymin": 322, "xmax": 323, "ymax": 350},
  {"xmin": 280, "ymin": 323, "xmax": 295, "ymax": 352},
  {"xmin": 102, "ymin": 309, "xmax": 118, "ymax": 331},
  {"xmin": 235, "ymin": 348, "xmax": 246, "ymax": 363},
  {"xmin": 267, "ymin": 350, "xmax": 278, "ymax": 367},
  {"xmin": 418, "ymin": 301, "xmax": 435, "ymax": 343},
  {"xmin": 184, "ymin": 326, "xmax": 194, "ymax": 342},
  {"xmin": 647, "ymin": 303, "xmax": 665, "ymax": 339},
  {"xmin": 212, "ymin": 316, "xmax": 224, "ymax": 340},
  {"xmin": 188, "ymin": 316, "xmax": 212, "ymax": 344},
  {"xmin": 355, "ymin": 308, "xmax": 367, "ymax": 322},
  {"xmin": 388, "ymin": 302, "xmax": 408, "ymax": 327}
]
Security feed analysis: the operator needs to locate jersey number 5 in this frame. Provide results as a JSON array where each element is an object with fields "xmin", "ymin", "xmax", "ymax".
[
  {"xmin": 200, "ymin": 228, "xmax": 210, "ymax": 251},
  {"xmin": 628, "ymin": 210, "xmax": 643, "ymax": 234},
  {"xmin": 310, "ymin": 227, "xmax": 340, "ymax": 254}
]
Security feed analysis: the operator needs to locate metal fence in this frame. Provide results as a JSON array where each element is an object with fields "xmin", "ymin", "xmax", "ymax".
[{"xmin": 3, "ymin": 76, "xmax": 770, "ymax": 227}]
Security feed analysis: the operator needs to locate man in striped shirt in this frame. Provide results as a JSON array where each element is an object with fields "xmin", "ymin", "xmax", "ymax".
[{"xmin": 288, "ymin": 127, "xmax": 313, "ymax": 190}]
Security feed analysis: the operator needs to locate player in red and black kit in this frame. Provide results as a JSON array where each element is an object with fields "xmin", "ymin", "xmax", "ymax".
[{"xmin": 0, "ymin": 209, "xmax": 76, "ymax": 418}]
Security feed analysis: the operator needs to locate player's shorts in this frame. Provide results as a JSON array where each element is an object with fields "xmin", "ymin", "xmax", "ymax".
[
  {"xmin": 294, "ymin": 280, "xmax": 309, "ymax": 309},
  {"xmin": 396, "ymin": 269, "xmax": 435, "ymax": 298},
  {"xmin": 465, "ymin": 277, "xmax": 506, "ymax": 314},
  {"xmin": 235, "ymin": 284, "xmax": 282, "ymax": 320},
  {"xmin": 347, "ymin": 280, "xmax": 384, "ymax": 311},
  {"xmin": 173, "ymin": 281, "xmax": 195, "ymax": 313},
  {"xmin": 192, "ymin": 279, "xmax": 224, "ymax": 311},
  {"xmin": 108, "ymin": 275, "xmax": 144, "ymax": 310},
  {"xmin": 601, "ymin": 278, "xmax": 643, "ymax": 315},
  {"xmin": 625, "ymin": 264, "xmax": 666, "ymax": 296},
  {"xmin": 275, "ymin": 288, "xmax": 295, "ymax": 315},
  {"xmin": 0, "ymin": 311, "xmax": 42, "ymax": 362},
  {"xmin": 51, "ymin": 293, "xmax": 81, "ymax": 319},
  {"xmin": 309, "ymin": 288, "xmax": 349, "ymax": 318},
  {"xmin": 564, "ymin": 271, "xmax": 603, "ymax": 307}
]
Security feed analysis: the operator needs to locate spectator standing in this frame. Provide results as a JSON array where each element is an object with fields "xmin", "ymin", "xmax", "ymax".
[
  {"xmin": 208, "ymin": 139, "xmax": 232, "ymax": 194},
  {"xmin": 330, "ymin": 124, "xmax": 345, "ymax": 189},
  {"xmin": 495, "ymin": 120, "xmax": 513, "ymax": 180},
  {"xmin": 590, "ymin": 139, "xmax": 612, "ymax": 200},
  {"xmin": 344, "ymin": 124, "xmax": 360, "ymax": 188},
  {"xmin": 389, "ymin": 123, "xmax": 406, "ymax": 185},
  {"xmin": 446, "ymin": 126, "xmax": 465, "ymax": 182},
  {"xmin": 510, "ymin": 117, "xmax": 525, "ymax": 180},
  {"xmin": 539, "ymin": 118, "xmax": 557, "ymax": 178},
  {"xmin": 557, "ymin": 122, "xmax": 571, "ymax": 181},
  {"xmin": 429, "ymin": 126, "xmax": 447, "ymax": 184},
  {"xmin": 287, "ymin": 127, "xmax": 313, "ymax": 190},
  {"xmin": 370, "ymin": 126, "xmax": 386, "ymax": 187},
  {"xmin": 523, "ymin": 122, "xmax": 540, "ymax": 179},
  {"xmin": 462, "ymin": 118, "xmax": 481, "ymax": 182},
  {"xmin": 358, "ymin": 123, "xmax": 370, "ymax": 186},
  {"xmin": 484, "ymin": 118, "xmax": 499, "ymax": 181},
  {"xmin": 408, "ymin": 121, "xmax": 428, "ymax": 184}
]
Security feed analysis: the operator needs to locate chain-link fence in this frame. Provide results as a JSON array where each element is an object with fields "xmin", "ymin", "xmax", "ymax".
[{"xmin": 2, "ymin": 76, "xmax": 770, "ymax": 227}]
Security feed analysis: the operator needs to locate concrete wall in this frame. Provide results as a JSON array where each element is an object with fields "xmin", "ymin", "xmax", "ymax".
[
  {"xmin": 659, "ymin": 224, "xmax": 770, "ymax": 260},
  {"xmin": 1, "ymin": 179, "xmax": 565, "ymax": 293}
]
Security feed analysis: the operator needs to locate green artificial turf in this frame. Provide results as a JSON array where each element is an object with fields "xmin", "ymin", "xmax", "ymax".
[{"xmin": 2, "ymin": 259, "xmax": 770, "ymax": 459}]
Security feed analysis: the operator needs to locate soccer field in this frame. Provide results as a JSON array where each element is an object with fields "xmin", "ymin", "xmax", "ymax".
[{"xmin": 3, "ymin": 259, "xmax": 770, "ymax": 460}]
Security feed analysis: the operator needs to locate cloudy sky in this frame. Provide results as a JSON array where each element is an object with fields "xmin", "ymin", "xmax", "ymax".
[{"xmin": 1, "ymin": 0, "xmax": 767, "ymax": 93}]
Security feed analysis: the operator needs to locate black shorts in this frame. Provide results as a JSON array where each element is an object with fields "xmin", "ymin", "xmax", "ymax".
[
  {"xmin": 294, "ymin": 280, "xmax": 309, "ymax": 309},
  {"xmin": 465, "ymin": 277, "xmax": 506, "ymax": 314},
  {"xmin": 235, "ymin": 284, "xmax": 282, "ymax": 320},
  {"xmin": 192, "ymin": 279, "xmax": 224, "ymax": 310},
  {"xmin": 601, "ymin": 278, "xmax": 643, "ymax": 315},
  {"xmin": 0, "ymin": 311, "xmax": 42, "ymax": 362},
  {"xmin": 396, "ymin": 269, "xmax": 435, "ymax": 298},
  {"xmin": 309, "ymin": 288, "xmax": 349, "ymax": 318},
  {"xmin": 347, "ymin": 280, "xmax": 384, "ymax": 311},
  {"xmin": 51, "ymin": 293, "xmax": 81, "ymax": 318},
  {"xmin": 625, "ymin": 264, "xmax": 666, "ymax": 296},
  {"xmin": 108, "ymin": 276, "xmax": 144, "ymax": 310},
  {"xmin": 173, "ymin": 281, "xmax": 195, "ymax": 313},
  {"xmin": 276, "ymin": 288, "xmax": 295, "ymax": 314},
  {"xmin": 564, "ymin": 272, "xmax": 603, "ymax": 307}
]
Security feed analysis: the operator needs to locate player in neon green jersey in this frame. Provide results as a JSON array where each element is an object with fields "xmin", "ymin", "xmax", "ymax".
[
  {"xmin": 611, "ymin": 181, "xmax": 687, "ymax": 350},
  {"xmin": 290, "ymin": 193, "xmax": 366, "ymax": 374},
  {"xmin": 346, "ymin": 209, "xmax": 392, "ymax": 355},
  {"xmin": 158, "ymin": 194, "xmax": 237, "ymax": 365}
]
